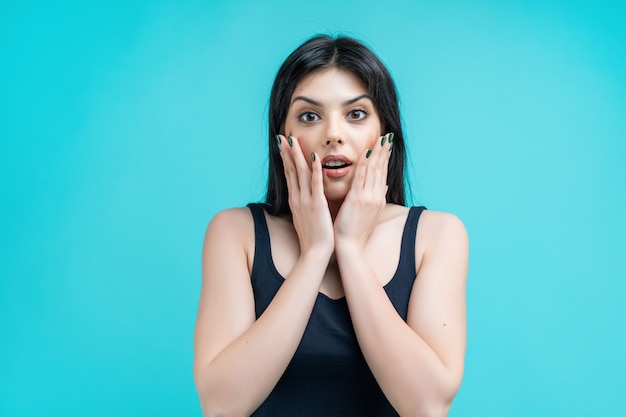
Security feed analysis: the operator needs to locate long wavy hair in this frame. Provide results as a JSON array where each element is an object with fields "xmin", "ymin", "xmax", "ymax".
[{"xmin": 265, "ymin": 35, "xmax": 407, "ymax": 215}]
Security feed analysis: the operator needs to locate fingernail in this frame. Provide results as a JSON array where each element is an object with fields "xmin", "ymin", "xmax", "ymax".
[
  {"xmin": 366, "ymin": 149, "xmax": 372, "ymax": 158},
  {"xmin": 380, "ymin": 135, "xmax": 386, "ymax": 146},
  {"xmin": 287, "ymin": 136, "xmax": 293, "ymax": 147},
  {"xmin": 389, "ymin": 132, "xmax": 395, "ymax": 144},
  {"xmin": 275, "ymin": 135, "xmax": 281, "ymax": 149},
  {"xmin": 311, "ymin": 152, "xmax": 315, "ymax": 161}
]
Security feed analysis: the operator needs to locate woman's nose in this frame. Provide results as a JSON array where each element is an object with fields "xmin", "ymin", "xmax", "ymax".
[
  {"xmin": 324, "ymin": 117, "xmax": 344, "ymax": 145},
  {"xmin": 325, "ymin": 136, "xmax": 344, "ymax": 145}
]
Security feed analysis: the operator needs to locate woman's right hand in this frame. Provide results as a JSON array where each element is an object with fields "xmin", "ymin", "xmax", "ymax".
[{"xmin": 277, "ymin": 134, "xmax": 334, "ymax": 260}]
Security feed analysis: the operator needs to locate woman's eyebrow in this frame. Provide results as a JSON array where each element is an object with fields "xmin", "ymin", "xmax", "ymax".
[
  {"xmin": 343, "ymin": 94, "xmax": 372, "ymax": 106},
  {"xmin": 291, "ymin": 94, "xmax": 373, "ymax": 107},
  {"xmin": 291, "ymin": 96, "xmax": 321, "ymax": 106}
]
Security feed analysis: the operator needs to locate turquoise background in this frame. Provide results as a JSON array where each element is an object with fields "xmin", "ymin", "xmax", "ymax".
[{"xmin": 2, "ymin": 1, "xmax": 625, "ymax": 415}]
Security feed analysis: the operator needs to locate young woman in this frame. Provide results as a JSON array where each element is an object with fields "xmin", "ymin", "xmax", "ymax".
[{"xmin": 194, "ymin": 35, "xmax": 468, "ymax": 417}]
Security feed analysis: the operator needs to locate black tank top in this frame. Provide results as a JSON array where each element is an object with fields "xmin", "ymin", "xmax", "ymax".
[{"xmin": 247, "ymin": 203, "xmax": 426, "ymax": 417}]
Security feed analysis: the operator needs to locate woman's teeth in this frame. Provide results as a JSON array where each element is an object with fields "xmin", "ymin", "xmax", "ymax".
[{"xmin": 323, "ymin": 161, "xmax": 349, "ymax": 169}]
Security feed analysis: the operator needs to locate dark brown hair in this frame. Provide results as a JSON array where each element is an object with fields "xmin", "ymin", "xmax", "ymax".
[{"xmin": 265, "ymin": 35, "xmax": 407, "ymax": 215}]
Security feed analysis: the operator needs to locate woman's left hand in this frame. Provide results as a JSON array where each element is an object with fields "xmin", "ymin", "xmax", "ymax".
[{"xmin": 334, "ymin": 133, "xmax": 393, "ymax": 251}]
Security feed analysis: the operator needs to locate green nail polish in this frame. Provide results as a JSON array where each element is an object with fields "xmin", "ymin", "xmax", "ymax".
[
  {"xmin": 311, "ymin": 152, "xmax": 315, "ymax": 161},
  {"xmin": 366, "ymin": 149, "xmax": 372, "ymax": 158},
  {"xmin": 389, "ymin": 132, "xmax": 395, "ymax": 144},
  {"xmin": 380, "ymin": 136, "xmax": 386, "ymax": 146},
  {"xmin": 287, "ymin": 136, "xmax": 293, "ymax": 147},
  {"xmin": 275, "ymin": 135, "xmax": 281, "ymax": 149}
]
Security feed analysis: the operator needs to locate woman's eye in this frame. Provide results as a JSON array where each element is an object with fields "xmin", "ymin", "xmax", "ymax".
[
  {"xmin": 348, "ymin": 109, "xmax": 368, "ymax": 120},
  {"xmin": 298, "ymin": 112, "xmax": 320, "ymax": 123}
]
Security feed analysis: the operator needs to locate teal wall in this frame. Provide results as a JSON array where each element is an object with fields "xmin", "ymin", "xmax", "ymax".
[{"xmin": 2, "ymin": 1, "xmax": 625, "ymax": 415}]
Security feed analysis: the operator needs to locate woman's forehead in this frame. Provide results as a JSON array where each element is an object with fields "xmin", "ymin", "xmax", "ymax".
[{"xmin": 291, "ymin": 68, "xmax": 369, "ymax": 102}]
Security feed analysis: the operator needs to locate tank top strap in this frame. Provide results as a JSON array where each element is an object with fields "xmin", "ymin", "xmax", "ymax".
[
  {"xmin": 397, "ymin": 206, "xmax": 427, "ymax": 277},
  {"xmin": 247, "ymin": 203, "xmax": 272, "ymax": 268}
]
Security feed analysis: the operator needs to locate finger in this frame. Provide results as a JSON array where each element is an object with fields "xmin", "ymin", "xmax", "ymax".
[
  {"xmin": 351, "ymin": 148, "xmax": 369, "ymax": 193},
  {"xmin": 310, "ymin": 151, "xmax": 324, "ymax": 201},
  {"xmin": 364, "ymin": 134, "xmax": 393, "ymax": 200},
  {"xmin": 363, "ymin": 134, "xmax": 386, "ymax": 192},
  {"xmin": 288, "ymin": 136, "xmax": 312, "ymax": 196},
  {"xmin": 379, "ymin": 133, "xmax": 393, "ymax": 192},
  {"xmin": 278, "ymin": 134, "xmax": 301, "ymax": 195}
]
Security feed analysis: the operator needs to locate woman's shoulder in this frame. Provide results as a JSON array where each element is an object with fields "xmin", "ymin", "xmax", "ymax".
[
  {"xmin": 418, "ymin": 209, "xmax": 467, "ymax": 238},
  {"xmin": 207, "ymin": 206, "xmax": 254, "ymax": 226},
  {"xmin": 415, "ymin": 209, "xmax": 469, "ymax": 258},
  {"xmin": 380, "ymin": 204, "xmax": 466, "ymax": 240},
  {"xmin": 204, "ymin": 206, "xmax": 256, "ymax": 245},
  {"xmin": 203, "ymin": 206, "xmax": 258, "ymax": 272}
]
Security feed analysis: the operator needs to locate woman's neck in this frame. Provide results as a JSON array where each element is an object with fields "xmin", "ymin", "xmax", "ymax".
[{"xmin": 327, "ymin": 199, "xmax": 342, "ymax": 221}]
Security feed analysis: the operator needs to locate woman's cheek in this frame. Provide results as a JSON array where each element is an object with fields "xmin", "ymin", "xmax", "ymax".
[
  {"xmin": 294, "ymin": 136, "xmax": 314, "ymax": 167},
  {"xmin": 295, "ymin": 135, "xmax": 311, "ymax": 152},
  {"xmin": 365, "ymin": 134, "xmax": 378, "ymax": 151}
]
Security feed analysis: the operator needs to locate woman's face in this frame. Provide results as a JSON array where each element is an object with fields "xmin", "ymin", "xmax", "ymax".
[{"xmin": 284, "ymin": 68, "xmax": 383, "ymax": 202}]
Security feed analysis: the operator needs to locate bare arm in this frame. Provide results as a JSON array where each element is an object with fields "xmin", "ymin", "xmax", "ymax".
[
  {"xmin": 194, "ymin": 209, "xmax": 329, "ymax": 416},
  {"xmin": 194, "ymin": 135, "xmax": 334, "ymax": 416},
  {"xmin": 336, "ymin": 212, "xmax": 468, "ymax": 417},
  {"xmin": 333, "ymin": 135, "xmax": 468, "ymax": 416}
]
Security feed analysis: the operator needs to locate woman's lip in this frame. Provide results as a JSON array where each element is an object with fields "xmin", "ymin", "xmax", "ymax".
[
  {"xmin": 323, "ymin": 165, "xmax": 351, "ymax": 178},
  {"xmin": 321, "ymin": 154, "xmax": 351, "ymax": 165},
  {"xmin": 320, "ymin": 154, "xmax": 352, "ymax": 177}
]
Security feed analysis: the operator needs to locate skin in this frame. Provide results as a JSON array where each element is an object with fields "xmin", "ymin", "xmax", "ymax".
[{"xmin": 194, "ymin": 68, "xmax": 469, "ymax": 417}]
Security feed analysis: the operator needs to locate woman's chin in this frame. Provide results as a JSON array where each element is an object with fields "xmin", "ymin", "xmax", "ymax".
[{"xmin": 323, "ymin": 186, "xmax": 349, "ymax": 203}]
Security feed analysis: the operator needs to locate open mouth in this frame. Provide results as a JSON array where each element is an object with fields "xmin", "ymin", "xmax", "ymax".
[{"xmin": 322, "ymin": 161, "xmax": 351, "ymax": 169}]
